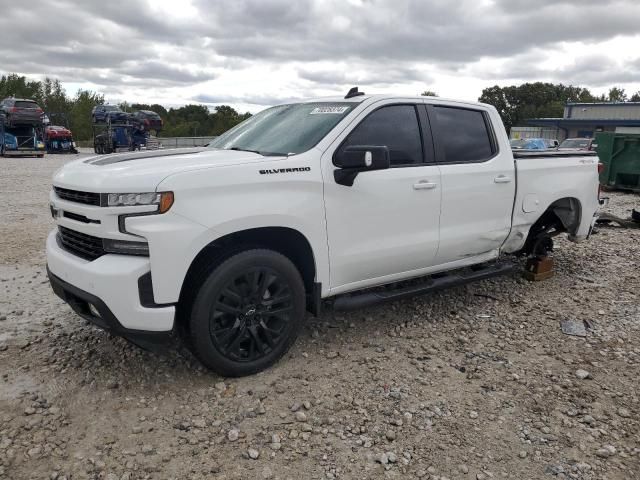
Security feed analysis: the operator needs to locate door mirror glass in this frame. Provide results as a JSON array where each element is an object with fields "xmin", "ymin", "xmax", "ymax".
[{"xmin": 334, "ymin": 145, "xmax": 390, "ymax": 170}]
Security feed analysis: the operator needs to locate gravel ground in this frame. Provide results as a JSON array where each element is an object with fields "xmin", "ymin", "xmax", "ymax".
[{"xmin": 1, "ymin": 154, "xmax": 639, "ymax": 480}]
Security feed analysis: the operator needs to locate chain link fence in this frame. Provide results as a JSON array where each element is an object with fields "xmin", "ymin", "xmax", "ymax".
[{"xmin": 77, "ymin": 136, "xmax": 217, "ymax": 150}]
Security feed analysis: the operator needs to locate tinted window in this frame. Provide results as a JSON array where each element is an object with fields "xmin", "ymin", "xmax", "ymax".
[
  {"xmin": 341, "ymin": 105, "xmax": 423, "ymax": 166},
  {"xmin": 560, "ymin": 139, "xmax": 590, "ymax": 149},
  {"xmin": 433, "ymin": 107, "xmax": 494, "ymax": 163},
  {"xmin": 15, "ymin": 101, "xmax": 37, "ymax": 108}
]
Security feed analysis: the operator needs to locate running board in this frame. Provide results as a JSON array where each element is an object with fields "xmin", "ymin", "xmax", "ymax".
[{"xmin": 332, "ymin": 262, "xmax": 515, "ymax": 311}]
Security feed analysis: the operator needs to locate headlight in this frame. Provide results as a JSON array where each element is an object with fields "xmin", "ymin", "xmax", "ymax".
[{"xmin": 107, "ymin": 191, "xmax": 174, "ymax": 213}]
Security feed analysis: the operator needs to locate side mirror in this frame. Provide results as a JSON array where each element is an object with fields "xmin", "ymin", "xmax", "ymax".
[{"xmin": 333, "ymin": 145, "xmax": 390, "ymax": 186}]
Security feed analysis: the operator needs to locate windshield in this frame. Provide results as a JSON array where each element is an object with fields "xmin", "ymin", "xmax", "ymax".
[
  {"xmin": 208, "ymin": 102, "xmax": 356, "ymax": 156},
  {"xmin": 103, "ymin": 105, "xmax": 120, "ymax": 111},
  {"xmin": 560, "ymin": 139, "xmax": 590, "ymax": 149}
]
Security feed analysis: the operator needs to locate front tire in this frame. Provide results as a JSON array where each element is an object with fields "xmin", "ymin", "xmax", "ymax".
[{"xmin": 189, "ymin": 249, "xmax": 306, "ymax": 377}]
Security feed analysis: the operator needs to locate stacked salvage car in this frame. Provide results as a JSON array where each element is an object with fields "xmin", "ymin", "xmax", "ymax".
[
  {"xmin": 0, "ymin": 97, "xmax": 46, "ymax": 157},
  {"xmin": 44, "ymin": 125, "xmax": 78, "ymax": 153},
  {"xmin": 92, "ymin": 104, "xmax": 132, "ymax": 154},
  {"xmin": 44, "ymin": 113, "xmax": 78, "ymax": 154},
  {"xmin": 91, "ymin": 105, "xmax": 162, "ymax": 154}
]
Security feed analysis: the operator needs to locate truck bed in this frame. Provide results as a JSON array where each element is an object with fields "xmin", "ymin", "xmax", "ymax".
[{"xmin": 503, "ymin": 149, "xmax": 601, "ymax": 253}]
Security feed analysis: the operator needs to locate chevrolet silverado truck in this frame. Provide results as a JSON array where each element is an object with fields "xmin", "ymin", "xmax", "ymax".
[{"xmin": 47, "ymin": 89, "xmax": 601, "ymax": 376}]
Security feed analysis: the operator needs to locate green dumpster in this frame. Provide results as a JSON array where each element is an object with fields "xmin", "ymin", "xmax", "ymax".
[{"xmin": 596, "ymin": 132, "xmax": 640, "ymax": 191}]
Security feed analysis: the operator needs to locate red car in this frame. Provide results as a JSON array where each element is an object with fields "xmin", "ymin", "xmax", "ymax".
[
  {"xmin": 45, "ymin": 125, "xmax": 77, "ymax": 153},
  {"xmin": 133, "ymin": 110, "xmax": 163, "ymax": 132},
  {"xmin": 45, "ymin": 125, "xmax": 72, "ymax": 139}
]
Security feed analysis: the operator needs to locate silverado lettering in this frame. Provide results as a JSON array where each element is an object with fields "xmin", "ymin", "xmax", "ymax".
[{"xmin": 259, "ymin": 167, "xmax": 311, "ymax": 174}]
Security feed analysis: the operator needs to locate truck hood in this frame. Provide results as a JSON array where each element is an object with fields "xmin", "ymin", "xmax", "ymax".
[{"xmin": 53, "ymin": 148, "xmax": 273, "ymax": 192}]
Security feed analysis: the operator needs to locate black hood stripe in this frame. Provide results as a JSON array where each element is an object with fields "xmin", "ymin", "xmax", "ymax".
[{"xmin": 85, "ymin": 147, "xmax": 204, "ymax": 166}]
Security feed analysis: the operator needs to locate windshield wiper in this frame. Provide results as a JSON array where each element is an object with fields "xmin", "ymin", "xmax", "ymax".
[
  {"xmin": 229, "ymin": 147, "xmax": 286, "ymax": 157},
  {"xmin": 229, "ymin": 147, "xmax": 261, "ymax": 154}
]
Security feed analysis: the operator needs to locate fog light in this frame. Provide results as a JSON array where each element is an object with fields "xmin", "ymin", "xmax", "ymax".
[
  {"xmin": 103, "ymin": 238, "xmax": 150, "ymax": 256},
  {"xmin": 88, "ymin": 303, "xmax": 101, "ymax": 318}
]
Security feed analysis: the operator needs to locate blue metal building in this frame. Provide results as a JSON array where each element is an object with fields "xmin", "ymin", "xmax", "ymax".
[{"xmin": 528, "ymin": 102, "xmax": 640, "ymax": 140}]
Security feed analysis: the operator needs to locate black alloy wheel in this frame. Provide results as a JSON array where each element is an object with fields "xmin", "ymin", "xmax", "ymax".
[
  {"xmin": 189, "ymin": 249, "xmax": 306, "ymax": 376},
  {"xmin": 210, "ymin": 267, "xmax": 293, "ymax": 362}
]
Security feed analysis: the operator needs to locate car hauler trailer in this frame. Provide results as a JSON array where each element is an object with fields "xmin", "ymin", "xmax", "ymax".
[
  {"xmin": 93, "ymin": 122, "xmax": 134, "ymax": 154},
  {"xmin": 0, "ymin": 122, "xmax": 45, "ymax": 157}
]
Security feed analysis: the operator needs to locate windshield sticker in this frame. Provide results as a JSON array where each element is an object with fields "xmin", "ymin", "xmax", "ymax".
[{"xmin": 309, "ymin": 106, "xmax": 349, "ymax": 115}]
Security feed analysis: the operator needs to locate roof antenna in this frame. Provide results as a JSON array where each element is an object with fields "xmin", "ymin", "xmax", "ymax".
[{"xmin": 345, "ymin": 87, "xmax": 365, "ymax": 99}]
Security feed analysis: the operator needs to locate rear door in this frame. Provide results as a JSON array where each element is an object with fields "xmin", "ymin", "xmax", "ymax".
[{"xmin": 427, "ymin": 104, "xmax": 515, "ymax": 263}]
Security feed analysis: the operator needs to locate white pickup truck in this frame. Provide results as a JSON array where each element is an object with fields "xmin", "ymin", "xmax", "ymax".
[{"xmin": 47, "ymin": 89, "xmax": 601, "ymax": 376}]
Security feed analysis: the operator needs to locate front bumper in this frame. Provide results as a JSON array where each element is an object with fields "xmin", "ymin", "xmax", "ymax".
[
  {"xmin": 46, "ymin": 230, "xmax": 175, "ymax": 337},
  {"xmin": 48, "ymin": 268, "xmax": 173, "ymax": 349}
]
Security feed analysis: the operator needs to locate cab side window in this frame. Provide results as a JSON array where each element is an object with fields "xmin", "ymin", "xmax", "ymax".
[
  {"xmin": 340, "ymin": 105, "xmax": 424, "ymax": 166},
  {"xmin": 432, "ymin": 106, "xmax": 495, "ymax": 163}
]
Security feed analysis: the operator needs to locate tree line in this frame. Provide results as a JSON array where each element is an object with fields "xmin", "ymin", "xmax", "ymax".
[
  {"xmin": 3, "ymin": 73, "xmax": 639, "ymax": 141},
  {"xmin": 0, "ymin": 73, "xmax": 251, "ymax": 141},
  {"xmin": 478, "ymin": 83, "xmax": 640, "ymax": 132},
  {"xmin": 424, "ymin": 83, "xmax": 640, "ymax": 133}
]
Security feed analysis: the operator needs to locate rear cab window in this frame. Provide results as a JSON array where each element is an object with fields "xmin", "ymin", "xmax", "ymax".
[
  {"xmin": 14, "ymin": 101, "xmax": 37, "ymax": 109},
  {"xmin": 430, "ymin": 106, "xmax": 496, "ymax": 163}
]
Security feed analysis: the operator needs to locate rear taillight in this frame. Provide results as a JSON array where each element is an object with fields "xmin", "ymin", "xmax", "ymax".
[
  {"xmin": 597, "ymin": 162, "xmax": 604, "ymax": 174},
  {"xmin": 36, "ymin": 108, "xmax": 43, "ymax": 113},
  {"xmin": 10, "ymin": 107, "xmax": 17, "ymax": 112}
]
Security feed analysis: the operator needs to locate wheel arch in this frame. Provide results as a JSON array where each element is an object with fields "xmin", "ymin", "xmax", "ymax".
[
  {"xmin": 545, "ymin": 196, "xmax": 582, "ymax": 233},
  {"xmin": 519, "ymin": 196, "xmax": 583, "ymax": 255},
  {"xmin": 176, "ymin": 226, "xmax": 319, "ymax": 335}
]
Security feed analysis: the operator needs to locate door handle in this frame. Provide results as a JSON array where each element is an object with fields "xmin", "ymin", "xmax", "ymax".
[
  {"xmin": 413, "ymin": 180, "xmax": 437, "ymax": 190},
  {"xmin": 494, "ymin": 175, "xmax": 512, "ymax": 184}
]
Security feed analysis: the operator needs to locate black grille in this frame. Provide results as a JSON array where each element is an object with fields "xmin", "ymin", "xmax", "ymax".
[
  {"xmin": 57, "ymin": 226, "xmax": 105, "ymax": 261},
  {"xmin": 54, "ymin": 187, "xmax": 101, "ymax": 206},
  {"xmin": 63, "ymin": 211, "xmax": 100, "ymax": 224}
]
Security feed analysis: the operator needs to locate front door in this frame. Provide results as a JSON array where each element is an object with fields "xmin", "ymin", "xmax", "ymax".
[{"xmin": 323, "ymin": 101, "xmax": 442, "ymax": 293}]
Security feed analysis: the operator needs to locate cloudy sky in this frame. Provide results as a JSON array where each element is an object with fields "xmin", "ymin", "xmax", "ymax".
[{"xmin": 2, "ymin": 0, "xmax": 640, "ymax": 112}]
